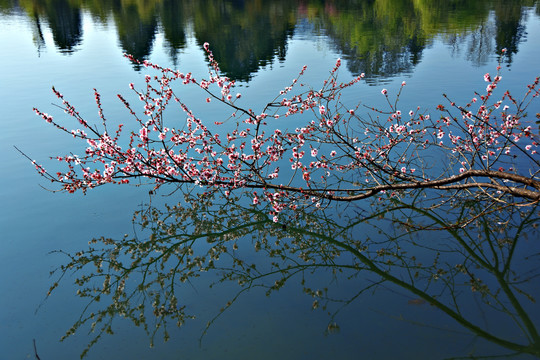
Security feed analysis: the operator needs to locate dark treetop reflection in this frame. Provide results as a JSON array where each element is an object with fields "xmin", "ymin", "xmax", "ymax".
[{"xmin": 4, "ymin": 0, "xmax": 538, "ymax": 79}]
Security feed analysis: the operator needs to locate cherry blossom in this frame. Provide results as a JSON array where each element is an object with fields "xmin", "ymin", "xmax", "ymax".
[{"xmin": 23, "ymin": 47, "xmax": 540, "ymax": 213}]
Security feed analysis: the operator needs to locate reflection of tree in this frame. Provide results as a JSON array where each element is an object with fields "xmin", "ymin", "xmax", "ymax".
[
  {"xmin": 317, "ymin": 0, "xmax": 427, "ymax": 81},
  {"xmin": 191, "ymin": 0, "xmax": 296, "ymax": 81},
  {"xmin": 29, "ymin": 11, "xmax": 46, "ymax": 55},
  {"xmin": 7, "ymin": 1, "xmax": 47, "ymax": 53},
  {"xmin": 304, "ymin": 0, "xmax": 536, "ymax": 80},
  {"xmin": 19, "ymin": 1, "xmax": 48, "ymax": 56},
  {"xmin": 112, "ymin": 0, "xmax": 158, "ymax": 69},
  {"xmin": 159, "ymin": 0, "xmax": 188, "ymax": 66},
  {"xmin": 80, "ymin": 0, "xmax": 114, "ymax": 24},
  {"xmin": 493, "ymin": 0, "xmax": 529, "ymax": 65},
  {"xmin": 48, "ymin": 0, "xmax": 82, "ymax": 53},
  {"xmin": 17, "ymin": 0, "xmax": 85, "ymax": 54},
  {"xmin": 462, "ymin": 17, "xmax": 497, "ymax": 66},
  {"xmin": 0, "ymin": 0, "xmax": 14, "ymax": 12},
  {"xmin": 49, "ymin": 190, "xmax": 540, "ymax": 358},
  {"xmin": 428, "ymin": 0, "xmax": 536, "ymax": 67},
  {"xmin": 8, "ymin": 0, "xmax": 539, "ymax": 78}
]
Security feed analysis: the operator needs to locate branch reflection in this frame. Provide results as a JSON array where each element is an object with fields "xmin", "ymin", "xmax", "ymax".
[{"xmin": 49, "ymin": 190, "xmax": 540, "ymax": 358}]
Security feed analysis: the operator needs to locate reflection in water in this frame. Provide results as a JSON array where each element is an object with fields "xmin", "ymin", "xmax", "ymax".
[
  {"xmin": 29, "ymin": 7, "xmax": 46, "ymax": 55},
  {"xmin": 309, "ymin": 0, "xmax": 428, "ymax": 81},
  {"xmin": 12, "ymin": 0, "xmax": 83, "ymax": 53},
  {"xmin": 191, "ymin": 0, "xmax": 296, "ymax": 81},
  {"xmin": 160, "ymin": 0, "xmax": 188, "ymax": 66},
  {"xmin": 494, "ymin": 1, "xmax": 529, "ymax": 64},
  {"xmin": 44, "ymin": 0, "xmax": 82, "ymax": 53},
  {"xmin": 112, "ymin": 0, "xmax": 158, "ymax": 69},
  {"xmin": 3, "ymin": 1, "xmax": 540, "ymax": 358},
  {"xmin": 49, "ymin": 190, "xmax": 540, "ymax": 358},
  {"xmin": 6, "ymin": 0, "xmax": 539, "ymax": 79}
]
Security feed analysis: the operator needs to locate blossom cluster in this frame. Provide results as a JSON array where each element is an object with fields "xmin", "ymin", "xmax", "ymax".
[{"xmin": 30, "ymin": 48, "xmax": 540, "ymax": 215}]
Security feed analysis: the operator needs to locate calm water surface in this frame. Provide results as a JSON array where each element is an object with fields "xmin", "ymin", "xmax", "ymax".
[{"xmin": 1, "ymin": 1, "xmax": 540, "ymax": 359}]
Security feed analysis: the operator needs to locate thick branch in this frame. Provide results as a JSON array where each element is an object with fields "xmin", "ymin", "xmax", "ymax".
[{"xmin": 256, "ymin": 169, "xmax": 540, "ymax": 201}]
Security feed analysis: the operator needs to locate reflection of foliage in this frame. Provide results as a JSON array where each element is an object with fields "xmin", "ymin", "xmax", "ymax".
[
  {"xmin": 45, "ymin": 0, "xmax": 82, "ymax": 53},
  {"xmin": 191, "ymin": 0, "xmax": 296, "ymax": 81},
  {"xmin": 159, "ymin": 0, "xmax": 188, "ymax": 64},
  {"xmin": 307, "ymin": 0, "xmax": 427, "ymax": 80},
  {"xmin": 0, "ymin": 0, "xmax": 14, "ymax": 12},
  {"xmin": 112, "ymin": 0, "xmax": 158, "ymax": 67},
  {"xmin": 493, "ymin": 0, "xmax": 530, "ymax": 64},
  {"xmin": 9, "ymin": 0, "xmax": 538, "ymax": 78},
  {"xmin": 307, "ymin": 0, "xmax": 537, "ymax": 78},
  {"xmin": 18, "ymin": 0, "xmax": 83, "ymax": 53},
  {"xmin": 49, "ymin": 190, "xmax": 540, "ymax": 358}
]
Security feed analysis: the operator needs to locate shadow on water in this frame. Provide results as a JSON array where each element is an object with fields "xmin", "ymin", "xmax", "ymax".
[{"xmin": 47, "ymin": 188, "xmax": 540, "ymax": 359}]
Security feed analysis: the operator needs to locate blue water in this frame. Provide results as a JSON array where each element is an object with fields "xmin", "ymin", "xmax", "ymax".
[{"xmin": 1, "ymin": 2, "xmax": 540, "ymax": 359}]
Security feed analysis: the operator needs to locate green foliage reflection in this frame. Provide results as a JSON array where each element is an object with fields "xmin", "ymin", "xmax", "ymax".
[{"xmin": 8, "ymin": 0, "xmax": 539, "ymax": 78}]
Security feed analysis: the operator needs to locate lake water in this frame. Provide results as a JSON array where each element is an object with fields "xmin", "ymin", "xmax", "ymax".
[{"xmin": 1, "ymin": 1, "xmax": 540, "ymax": 359}]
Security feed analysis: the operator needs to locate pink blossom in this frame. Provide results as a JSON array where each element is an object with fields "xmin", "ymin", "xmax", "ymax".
[
  {"xmin": 33, "ymin": 53, "xmax": 538, "ymax": 221},
  {"xmin": 139, "ymin": 127, "xmax": 148, "ymax": 142}
]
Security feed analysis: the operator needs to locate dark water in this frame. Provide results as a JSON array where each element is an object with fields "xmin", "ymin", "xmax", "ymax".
[{"xmin": 1, "ymin": 0, "xmax": 540, "ymax": 359}]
